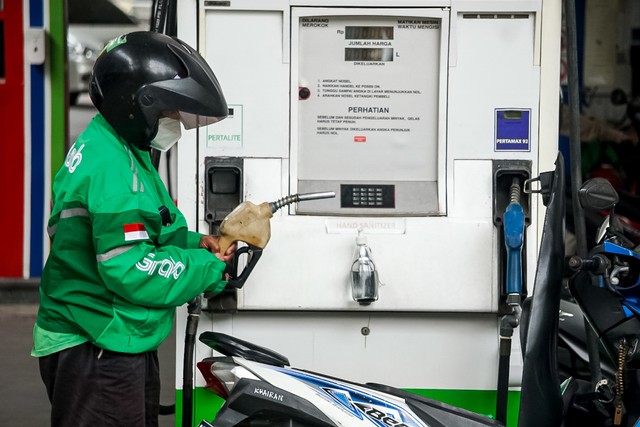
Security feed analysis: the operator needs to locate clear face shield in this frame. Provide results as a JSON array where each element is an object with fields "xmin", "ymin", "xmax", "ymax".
[
  {"xmin": 178, "ymin": 111, "xmax": 226, "ymax": 130},
  {"xmin": 150, "ymin": 112, "xmax": 226, "ymax": 152}
]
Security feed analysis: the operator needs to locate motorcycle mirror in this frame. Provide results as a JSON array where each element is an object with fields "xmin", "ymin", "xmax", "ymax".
[{"xmin": 578, "ymin": 178, "xmax": 619, "ymax": 212}]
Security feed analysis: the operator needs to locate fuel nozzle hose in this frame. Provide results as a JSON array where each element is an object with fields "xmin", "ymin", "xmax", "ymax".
[
  {"xmin": 496, "ymin": 180, "xmax": 525, "ymax": 425},
  {"xmin": 268, "ymin": 191, "xmax": 336, "ymax": 213},
  {"xmin": 504, "ymin": 179, "xmax": 525, "ymax": 306},
  {"xmin": 182, "ymin": 296, "xmax": 202, "ymax": 427}
]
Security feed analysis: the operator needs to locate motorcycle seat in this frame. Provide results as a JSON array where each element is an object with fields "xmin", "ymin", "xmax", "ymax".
[{"xmin": 199, "ymin": 331, "xmax": 290, "ymax": 367}]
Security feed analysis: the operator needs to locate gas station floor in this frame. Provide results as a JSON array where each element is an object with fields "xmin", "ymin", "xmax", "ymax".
[{"xmin": 0, "ymin": 302, "xmax": 177, "ymax": 427}]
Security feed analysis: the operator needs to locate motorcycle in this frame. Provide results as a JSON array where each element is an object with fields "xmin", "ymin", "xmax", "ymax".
[
  {"xmin": 561, "ymin": 177, "xmax": 640, "ymax": 425},
  {"xmin": 557, "ymin": 87, "xmax": 640, "ymax": 388},
  {"xmin": 557, "ymin": 192, "xmax": 640, "ymax": 385},
  {"xmin": 193, "ymin": 155, "xmax": 640, "ymax": 426}
]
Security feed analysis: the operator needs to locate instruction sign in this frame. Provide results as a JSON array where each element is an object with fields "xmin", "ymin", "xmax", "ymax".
[{"xmin": 296, "ymin": 15, "xmax": 443, "ymax": 184}]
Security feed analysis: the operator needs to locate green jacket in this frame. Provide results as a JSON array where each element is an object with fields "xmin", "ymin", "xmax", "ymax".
[{"xmin": 33, "ymin": 114, "xmax": 227, "ymax": 355}]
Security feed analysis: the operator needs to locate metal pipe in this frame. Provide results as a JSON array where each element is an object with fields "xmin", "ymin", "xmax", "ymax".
[{"xmin": 269, "ymin": 191, "xmax": 336, "ymax": 213}]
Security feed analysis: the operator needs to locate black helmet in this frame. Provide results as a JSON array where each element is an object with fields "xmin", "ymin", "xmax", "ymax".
[{"xmin": 89, "ymin": 31, "xmax": 227, "ymax": 148}]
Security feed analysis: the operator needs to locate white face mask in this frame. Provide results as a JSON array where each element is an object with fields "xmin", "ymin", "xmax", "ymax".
[{"xmin": 150, "ymin": 117, "xmax": 182, "ymax": 152}]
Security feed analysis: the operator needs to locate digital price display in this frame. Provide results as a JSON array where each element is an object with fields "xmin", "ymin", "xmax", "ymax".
[
  {"xmin": 345, "ymin": 48, "xmax": 394, "ymax": 62},
  {"xmin": 345, "ymin": 26, "xmax": 394, "ymax": 40}
]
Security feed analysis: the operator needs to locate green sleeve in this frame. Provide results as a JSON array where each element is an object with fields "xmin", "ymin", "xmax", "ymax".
[
  {"xmin": 92, "ymin": 193, "xmax": 227, "ymax": 307},
  {"xmin": 187, "ymin": 231, "xmax": 205, "ymax": 249},
  {"xmin": 154, "ymin": 202, "xmax": 203, "ymax": 250}
]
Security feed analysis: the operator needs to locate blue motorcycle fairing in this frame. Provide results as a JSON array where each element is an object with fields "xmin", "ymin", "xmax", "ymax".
[
  {"xmin": 601, "ymin": 241, "xmax": 640, "ymax": 317},
  {"xmin": 278, "ymin": 368, "xmax": 427, "ymax": 427},
  {"xmin": 603, "ymin": 241, "xmax": 640, "ymax": 259},
  {"xmin": 277, "ymin": 367, "xmax": 503, "ymax": 427},
  {"xmin": 622, "ymin": 297, "xmax": 640, "ymax": 318}
]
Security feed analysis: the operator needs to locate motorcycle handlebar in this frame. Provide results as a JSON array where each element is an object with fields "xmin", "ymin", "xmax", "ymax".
[{"xmin": 568, "ymin": 254, "xmax": 609, "ymax": 274}]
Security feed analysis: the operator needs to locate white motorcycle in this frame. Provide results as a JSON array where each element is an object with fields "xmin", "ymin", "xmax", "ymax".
[{"xmin": 194, "ymin": 155, "xmax": 640, "ymax": 427}]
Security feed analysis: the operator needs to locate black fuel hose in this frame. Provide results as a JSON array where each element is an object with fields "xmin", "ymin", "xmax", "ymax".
[
  {"xmin": 182, "ymin": 296, "xmax": 202, "ymax": 427},
  {"xmin": 564, "ymin": 0, "xmax": 603, "ymax": 388}
]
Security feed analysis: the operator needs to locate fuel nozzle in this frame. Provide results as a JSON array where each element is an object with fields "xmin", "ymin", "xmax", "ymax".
[
  {"xmin": 503, "ymin": 178, "xmax": 525, "ymax": 306},
  {"xmin": 218, "ymin": 191, "xmax": 335, "ymax": 255},
  {"xmin": 350, "ymin": 230, "xmax": 379, "ymax": 305}
]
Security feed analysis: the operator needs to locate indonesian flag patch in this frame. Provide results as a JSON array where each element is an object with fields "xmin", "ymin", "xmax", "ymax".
[{"xmin": 123, "ymin": 223, "xmax": 149, "ymax": 242}]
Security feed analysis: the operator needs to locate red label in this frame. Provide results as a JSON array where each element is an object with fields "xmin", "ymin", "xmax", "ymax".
[
  {"xmin": 124, "ymin": 223, "xmax": 146, "ymax": 233},
  {"xmin": 354, "ymin": 136, "xmax": 367, "ymax": 143}
]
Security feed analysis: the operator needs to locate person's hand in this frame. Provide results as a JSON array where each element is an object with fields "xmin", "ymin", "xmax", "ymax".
[{"xmin": 199, "ymin": 235, "xmax": 236, "ymax": 263}]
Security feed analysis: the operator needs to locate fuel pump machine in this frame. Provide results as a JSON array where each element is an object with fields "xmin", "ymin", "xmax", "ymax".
[{"xmin": 175, "ymin": 0, "xmax": 562, "ymax": 422}]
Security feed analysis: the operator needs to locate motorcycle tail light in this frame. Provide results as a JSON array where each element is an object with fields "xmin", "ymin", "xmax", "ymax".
[
  {"xmin": 197, "ymin": 359, "xmax": 255, "ymax": 399},
  {"xmin": 197, "ymin": 360, "xmax": 229, "ymax": 398}
]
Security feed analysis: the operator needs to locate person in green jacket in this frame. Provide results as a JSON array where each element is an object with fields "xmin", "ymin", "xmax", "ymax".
[{"xmin": 33, "ymin": 31, "xmax": 233, "ymax": 427}]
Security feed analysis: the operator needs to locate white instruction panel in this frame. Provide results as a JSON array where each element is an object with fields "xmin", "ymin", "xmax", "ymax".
[{"xmin": 292, "ymin": 9, "xmax": 449, "ymax": 215}]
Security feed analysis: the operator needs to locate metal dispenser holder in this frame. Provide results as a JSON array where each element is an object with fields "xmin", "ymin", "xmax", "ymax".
[
  {"xmin": 493, "ymin": 160, "xmax": 531, "ymax": 312},
  {"xmin": 204, "ymin": 157, "xmax": 243, "ymax": 235},
  {"xmin": 204, "ymin": 157, "xmax": 243, "ymax": 312}
]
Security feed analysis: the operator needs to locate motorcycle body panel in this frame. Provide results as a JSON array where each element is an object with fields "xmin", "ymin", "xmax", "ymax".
[{"xmin": 204, "ymin": 355, "xmax": 503, "ymax": 427}]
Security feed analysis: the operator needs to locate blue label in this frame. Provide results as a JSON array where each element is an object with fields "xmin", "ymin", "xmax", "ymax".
[{"xmin": 495, "ymin": 109, "xmax": 530, "ymax": 151}]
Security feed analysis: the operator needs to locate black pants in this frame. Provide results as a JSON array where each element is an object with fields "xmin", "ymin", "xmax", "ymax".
[{"xmin": 39, "ymin": 342, "xmax": 160, "ymax": 427}]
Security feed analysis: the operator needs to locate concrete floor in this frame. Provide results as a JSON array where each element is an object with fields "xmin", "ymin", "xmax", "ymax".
[
  {"xmin": 0, "ymin": 304, "xmax": 49, "ymax": 426},
  {"xmin": 0, "ymin": 303, "xmax": 178, "ymax": 427}
]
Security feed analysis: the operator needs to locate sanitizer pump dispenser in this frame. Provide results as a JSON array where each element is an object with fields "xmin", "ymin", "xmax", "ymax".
[{"xmin": 350, "ymin": 231, "xmax": 379, "ymax": 305}]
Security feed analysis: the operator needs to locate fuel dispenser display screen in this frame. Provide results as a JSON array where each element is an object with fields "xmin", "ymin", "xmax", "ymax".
[
  {"xmin": 294, "ymin": 12, "xmax": 448, "ymax": 215},
  {"xmin": 345, "ymin": 26, "xmax": 394, "ymax": 40},
  {"xmin": 345, "ymin": 48, "xmax": 394, "ymax": 62}
]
